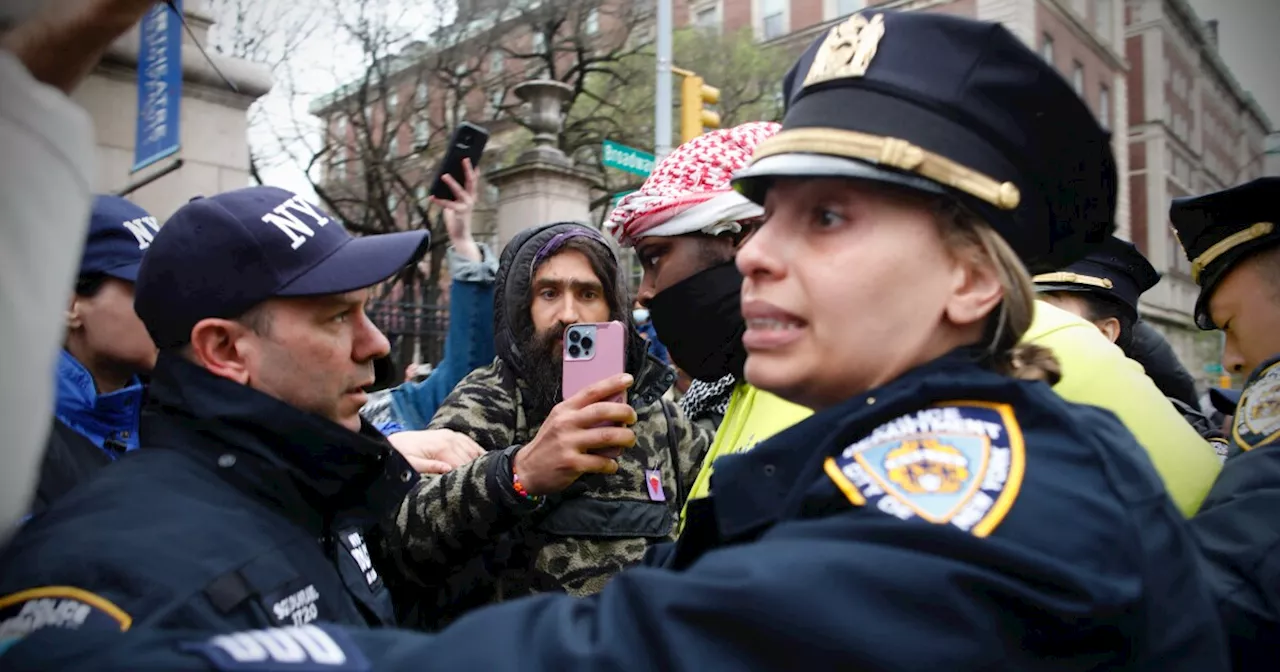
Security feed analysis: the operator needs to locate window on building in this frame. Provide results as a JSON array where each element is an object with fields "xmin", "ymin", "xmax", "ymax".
[
  {"xmin": 387, "ymin": 193, "xmax": 399, "ymax": 219},
  {"xmin": 363, "ymin": 103, "xmax": 374, "ymax": 122},
  {"xmin": 415, "ymin": 185, "xmax": 428, "ymax": 207},
  {"xmin": 444, "ymin": 92, "xmax": 459, "ymax": 128},
  {"xmin": 490, "ymin": 50, "xmax": 505, "ymax": 75},
  {"xmin": 1071, "ymin": 61, "xmax": 1084, "ymax": 95},
  {"xmin": 334, "ymin": 115, "xmax": 347, "ymax": 138},
  {"xmin": 388, "ymin": 135, "xmax": 400, "ymax": 159},
  {"xmin": 1040, "ymin": 34, "xmax": 1054, "ymax": 65},
  {"xmin": 585, "ymin": 8, "xmax": 600, "ymax": 35},
  {"xmin": 1098, "ymin": 84, "xmax": 1110, "ymax": 130},
  {"xmin": 332, "ymin": 148, "xmax": 346, "ymax": 181},
  {"xmin": 387, "ymin": 90, "xmax": 399, "ymax": 115},
  {"xmin": 762, "ymin": 0, "xmax": 786, "ymax": 40},
  {"xmin": 487, "ymin": 89, "xmax": 504, "ymax": 116},
  {"xmin": 1094, "ymin": 0, "xmax": 1113, "ymax": 43},
  {"xmin": 695, "ymin": 6, "xmax": 719, "ymax": 31},
  {"xmin": 415, "ymin": 80, "xmax": 429, "ymax": 106},
  {"xmin": 837, "ymin": 0, "xmax": 864, "ymax": 17},
  {"xmin": 414, "ymin": 117, "xmax": 430, "ymax": 146},
  {"xmin": 533, "ymin": 31, "xmax": 547, "ymax": 54}
]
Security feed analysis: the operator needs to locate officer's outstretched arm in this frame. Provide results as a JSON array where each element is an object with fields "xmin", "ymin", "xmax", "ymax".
[{"xmin": 1, "ymin": 509, "xmax": 1226, "ymax": 671}]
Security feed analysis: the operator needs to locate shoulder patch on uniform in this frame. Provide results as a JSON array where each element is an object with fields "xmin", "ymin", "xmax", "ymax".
[
  {"xmin": 0, "ymin": 586, "xmax": 131, "ymax": 641},
  {"xmin": 182, "ymin": 625, "xmax": 370, "ymax": 671},
  {"xmin": 823, "ymin": 402, "xmax": 1025, "ymax": 537},
  {"xmin": 1233, "ymin": 362, "xmax": 1280, "ymax": 452}
]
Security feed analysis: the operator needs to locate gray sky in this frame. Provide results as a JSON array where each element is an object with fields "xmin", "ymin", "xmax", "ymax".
[{"xmin": 1185, "ymin": 0, "xmax": 1280, "ymax": 131}]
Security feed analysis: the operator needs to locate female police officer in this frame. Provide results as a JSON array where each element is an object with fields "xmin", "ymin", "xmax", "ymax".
[{"xmin": 0, "ymin": 11, "xmax": 1228, "ymax": 671}]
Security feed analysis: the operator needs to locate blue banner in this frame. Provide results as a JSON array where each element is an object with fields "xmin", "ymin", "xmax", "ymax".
[{"xmin": 133, "ymin": 0, "xmax": 184, "ymax": 172}]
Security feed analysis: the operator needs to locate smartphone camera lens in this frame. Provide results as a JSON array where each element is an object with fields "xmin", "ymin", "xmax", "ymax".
[
  {"xmin": 568, "ymin": 330, "xmax": 581, "ymax": 343},
  {"xmin": 568, "ymin": 345, "xmax": 582, "ymax": 358},
  {"xmin": 580, "ymin": 336, "xmax": 593, "ymax": 350}
]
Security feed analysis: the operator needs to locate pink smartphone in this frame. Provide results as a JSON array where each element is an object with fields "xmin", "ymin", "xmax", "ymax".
[
  {"xmin": 562, "ymin": 321, "xmax": 627, "ymax": 404},
  {"xmin": 563, "ymin": 322, "xmax": 628, "ymax": 459}
]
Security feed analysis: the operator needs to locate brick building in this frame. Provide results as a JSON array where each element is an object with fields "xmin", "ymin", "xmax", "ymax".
[{"xmin": 1124, "ymin": 0, "xmax": 1269, "ymax": 377}]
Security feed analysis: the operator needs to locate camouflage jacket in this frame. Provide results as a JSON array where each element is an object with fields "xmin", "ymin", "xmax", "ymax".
[{"xmin": 384, "ymin": 355, "xmax": 712, "ymax": 628}]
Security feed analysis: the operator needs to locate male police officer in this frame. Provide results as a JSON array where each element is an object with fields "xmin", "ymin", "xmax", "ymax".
[
  {"xmin": 0, "ymin": 186, "xmax": 427, "ymax": 635},
  {"xmin": 1033, "ymin": 236, "xmax": 1222, "ymax": 443},
  {"xmin": 1172, "ymin": 177, "xmax": 1280, "ymax": 670},
  {"xmin": 0, "ymin": 11, "xmax": 1227, "ymax": 670}
]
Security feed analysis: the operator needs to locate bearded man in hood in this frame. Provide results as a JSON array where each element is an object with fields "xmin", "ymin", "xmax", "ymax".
[{"xmin": 382, "ymin": 222, "xmax": 711, "ymax": 630}]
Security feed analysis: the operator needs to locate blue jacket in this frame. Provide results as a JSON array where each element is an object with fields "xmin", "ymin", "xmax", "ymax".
[
  {"xmin": 0, "ymin": 353, "xmax": 417, "ymax": 636},
  {"xmin": 0, "ymin": 349, "xmax": 1228, "ymax": 671},
  {"xmin": 636, "ymin": 319, "xmax": 670, "ymax": 365},
  {"xmin": 366, "ymin": 244, "xmax": 497, "ymax": 433},
  {"xmin": 1191, "ymin": 354, "xmax": 1280, "ymax": 671},
  {"xmin": 55, "ymin": 349, "xmax": 144, "ymax": 457}
]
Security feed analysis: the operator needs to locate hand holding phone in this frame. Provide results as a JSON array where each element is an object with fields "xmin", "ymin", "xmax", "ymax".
[
  {"xmin": 429, "ymin": 122, "xmax": 489, "ymax": 201},
  {"xmin": 508, "ymin": 323, "xmax": 635, "ymax": 496}
]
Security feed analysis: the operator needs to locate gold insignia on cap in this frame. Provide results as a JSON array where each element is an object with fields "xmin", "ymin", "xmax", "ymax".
[
  {"xmin": 752, "ymin": 128, "xmax": 1022, "ymax": 211},
  {"xmin": 803, "ymin": 13, "xmax": 886, "ymax": 88},
  {"xmin": 1191, "ymin": 221, "xmax": 1275, "ymax": 283},
  {"xmin": 1032, "ymin": 272, "xmax": 1114, "ymax": 289}
]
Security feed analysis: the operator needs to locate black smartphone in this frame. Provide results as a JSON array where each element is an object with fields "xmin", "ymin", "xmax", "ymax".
[{"xmin": 428, "ymin": 121, "xmax": 490, "ymax": 200}]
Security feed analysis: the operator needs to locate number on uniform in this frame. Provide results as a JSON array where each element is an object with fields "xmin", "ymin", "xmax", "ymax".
[{"xmin": 183, "ymin": 624, "xmax": 370, "ymax": 671}]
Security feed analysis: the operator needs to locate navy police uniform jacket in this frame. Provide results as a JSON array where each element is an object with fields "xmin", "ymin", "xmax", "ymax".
[
  {"xmin": 1191, "ymin": 354, "xmax": 1280, "ymax": 671},
  {"xmin": 0, "ymin": 352, "xmax": 418, "ymax": 638},
  {"xmin": 0, "ymin": 350, "xmax": 1228, "ymax": 670}
]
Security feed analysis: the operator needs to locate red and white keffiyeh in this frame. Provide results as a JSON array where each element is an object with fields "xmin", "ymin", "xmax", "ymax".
[{"xmin": 605, "ymin": 121, "xmax": 781, "ymax": 247}]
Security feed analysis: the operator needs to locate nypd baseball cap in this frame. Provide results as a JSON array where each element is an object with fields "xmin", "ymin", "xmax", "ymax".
[
  {"xmin": 134, "ymin": 186, "xmax": 430, "ymax": 348},
  {"xmin": 80, "ymin": 195, "xmax": 160, "ymax": 282}
]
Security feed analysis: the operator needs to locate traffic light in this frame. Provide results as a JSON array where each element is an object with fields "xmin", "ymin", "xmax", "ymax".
[{"xmin": 680, "ymin": 73, "xmax": 721, "ymax": 143}]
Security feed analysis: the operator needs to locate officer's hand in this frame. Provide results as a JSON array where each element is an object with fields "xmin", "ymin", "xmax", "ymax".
[
  {"xmin": 388, "ymin": 429, "xmax": 485, "ymax": 475},
  {"xmin": 512, "ymin": 374, "xmax": 636, "ymax": 496}
]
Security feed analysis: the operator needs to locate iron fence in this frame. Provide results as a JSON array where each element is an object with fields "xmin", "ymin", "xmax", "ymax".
[{"xmin": 367, "ymin": 300, "xmax": 450, "ymax": 378}]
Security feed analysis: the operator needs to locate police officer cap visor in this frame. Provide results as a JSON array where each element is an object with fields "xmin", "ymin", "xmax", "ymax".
[
  {"xmin": 731, "ymin": 10, "xmax": 1117, "ymax": 274},
  {"xmin": 734, "ymin": 154, "xmax": 946, "ymax": 205}
]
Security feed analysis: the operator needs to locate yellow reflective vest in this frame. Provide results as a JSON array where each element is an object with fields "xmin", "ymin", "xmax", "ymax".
[{"xmin": 681, "ymin": 300, "xmax": 1221, "ymax": 522}]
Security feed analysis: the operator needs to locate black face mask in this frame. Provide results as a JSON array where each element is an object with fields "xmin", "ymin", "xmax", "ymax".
[{"xmin": 648, "ymin": 261, "xmax": 746, "ymax": 382}]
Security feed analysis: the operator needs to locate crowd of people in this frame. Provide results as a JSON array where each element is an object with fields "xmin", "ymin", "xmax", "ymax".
[{"xmin": 1, "ymin": 1, "xmax": 1278, "ymax": 670}]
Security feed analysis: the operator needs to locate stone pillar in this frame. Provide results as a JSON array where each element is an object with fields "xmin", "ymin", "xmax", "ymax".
[
  {"xmin": 0, "ymin": 0, "xmax": 272, "ymax": 220},
  {"xmin": 486, "ymin": 79, "xmax": 601, "ymax": 253}
]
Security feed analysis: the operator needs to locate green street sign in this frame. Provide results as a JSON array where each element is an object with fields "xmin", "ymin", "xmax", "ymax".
[
  {"xmin": 602, "ymin": 140, "xmax": 655, "ymax": 177},
  {"xmin": 1204, "ymin": 363, "xmax": 1224, "ymax": 375}
]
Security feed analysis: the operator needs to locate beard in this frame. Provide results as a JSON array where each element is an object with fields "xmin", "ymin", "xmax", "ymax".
[{"xmin": 523, "ymin": 323, "xmax": 567, "ymax": 414}]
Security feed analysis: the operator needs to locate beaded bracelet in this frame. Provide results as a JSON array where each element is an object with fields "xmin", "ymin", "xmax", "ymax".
[{"xmin": 512, "ymin": 471, "xmax": 542, "ymax": 502}]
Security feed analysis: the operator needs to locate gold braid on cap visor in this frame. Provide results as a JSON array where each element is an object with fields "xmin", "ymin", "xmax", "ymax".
[
  {"xmin": 750, "ymin": 128, "xmax": 1022, "ymax": 211},
  {"xmin": 1032, "ymin": 272, "xmax": 1114, "ymax": 289},
  {"xmin": 1190, "ymin": 221, "xmax": 1275, "ymax": 283}
]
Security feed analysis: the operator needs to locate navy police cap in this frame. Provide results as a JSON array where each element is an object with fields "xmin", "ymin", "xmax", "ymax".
[
  {"xmin": 135, "ymin": 186, "xmax": 430, "ymax": 348},
  {"xmin": 1033, "ymin": 236, "xmax": 1159, "ymax": 321},
  {"xmin": 733, "ymin": 10, "xmax": 1117, "ymax": 273},
  {"xmin": 1169, "ymin": 177, "xmax": 1280, "ymax": 329},
  {"xmin": 80, "ymin": 195, "xmax": 160, "ymax": 282}
]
